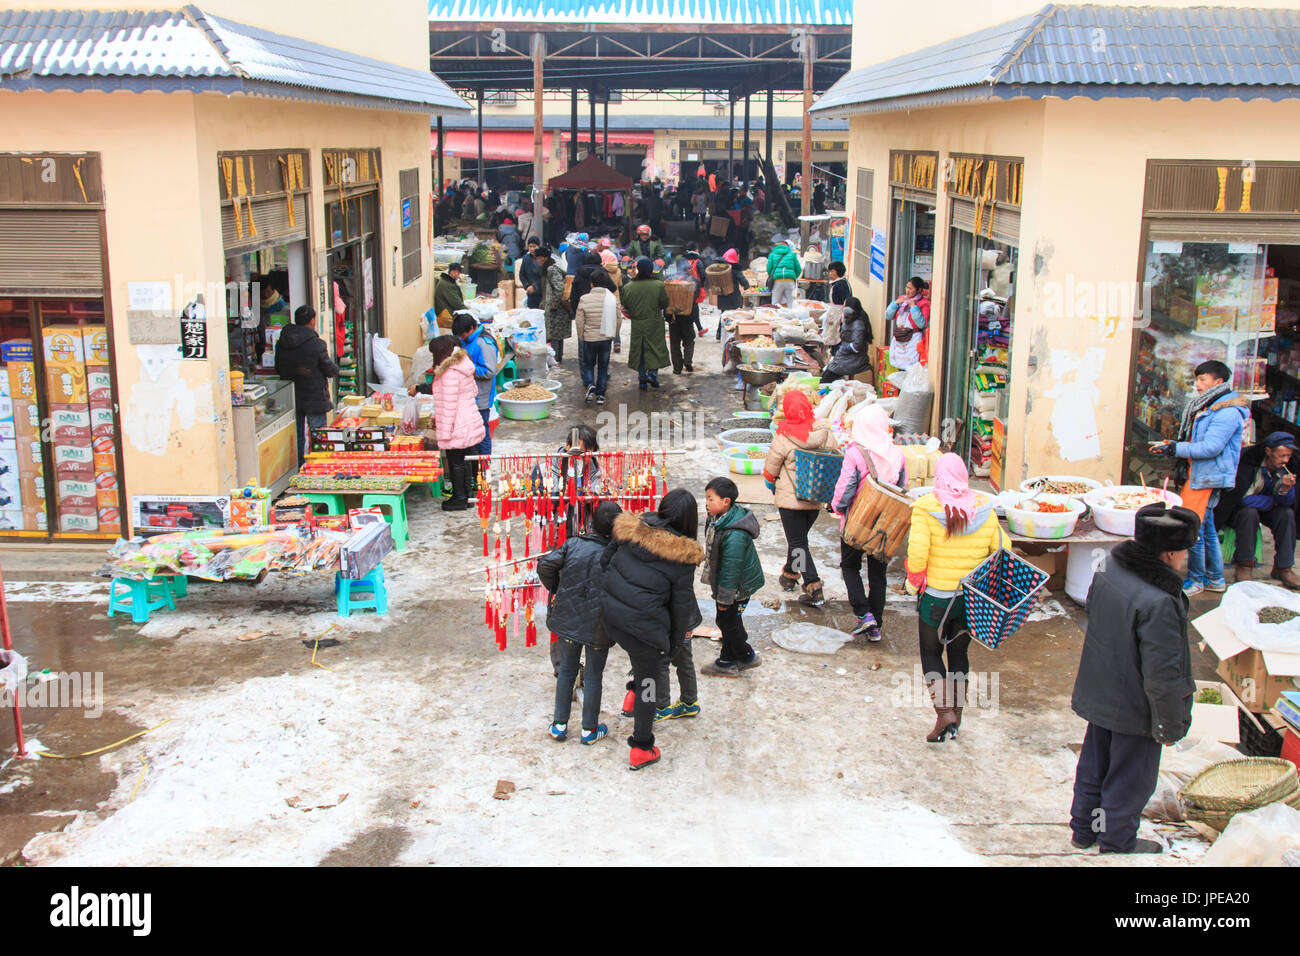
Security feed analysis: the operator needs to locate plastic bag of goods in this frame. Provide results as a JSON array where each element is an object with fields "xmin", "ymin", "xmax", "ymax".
[
  {"xmin": 370, "ymin": 335, "xmax": 405, "ymax": 390},
  {"xmin": 1220, "ymin": 581, "xmax": 1300, "ymax": 653},
  {"xmin": 893, "ymin": 362, "xmax": 934, "ymax": 435},
  {"xmin": 1143, "ymin": 737, "xmax": 1245, "ymax": 822},
  {"xmin": 1202, "ymin": 802, "xmax": 1300, "ymax": 867},
  {"xmin": 770, "ymin": 623, "xmax": 852, "ymax": 655}
]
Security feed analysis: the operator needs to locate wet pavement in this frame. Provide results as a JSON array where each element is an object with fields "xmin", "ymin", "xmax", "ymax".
[{"xmin": 0, "ymin": 330, "xmax": 1223, "ymax": 865}]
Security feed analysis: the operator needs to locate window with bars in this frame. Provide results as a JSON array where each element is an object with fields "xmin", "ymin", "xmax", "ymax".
[
  {"xmin": 399, "ymin": 168, "xmax": 421, "ymax": 285},
  {"xmin": 853, "ymin": 167, "xmax": 873, "ymax": 284}
]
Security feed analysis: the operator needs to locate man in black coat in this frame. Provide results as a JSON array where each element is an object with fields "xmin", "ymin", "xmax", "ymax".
[
  {"xmin": 1069, "ymin": 503, "xmax": 1198, "ymax": 854},
  {"xmin": 274, "ymin": 305, "xmax": 339, "ymax": 464},
  {"xmin": 1214, "ymin": 431, "xmax": 1300, "ymax": 588},
  {"xmin": 517, "ymin": 237, "xmax": 543, "ymax": 309}
]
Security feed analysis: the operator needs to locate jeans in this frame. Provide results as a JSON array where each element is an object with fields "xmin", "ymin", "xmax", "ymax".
[
  {"xmin": 840, "ymin": 540, "xmax": 887, "ymax": 623},
  {"xmin": 654, "ymin": 638, "xmax": 698, "ymax": 709},
  {"xmin": 553, "ymin": 639, "xmax": 609, "ymax": 730},
  {"xmin": 477, "ymin": 406, "xmax": 491, "ymax": 459},
  {"xmin": 637, "ymin": 352, "xmax": 659, "ymax": 386},
  {"xmin": 296, "ymin": 410, "xmax": 328, "ymax": 464},
  {"xmin": 668, "ymin": 315, "xmax": 695, "ymax": 372},
  {"xmin": 579, "ymin": 339, "xmax": 612, "ymax": 396},
  {"xmin": 1186, "ymin": 490, "xmax": 1223, "ymax": 585},
  {"xmin": 772, "ymin": 279, "xmax": 797, "ymax": 308},
  {"xmin": 1233, "ymin": 503, "xmax": 1296, "ymax": 569},
  {"xmin": 716, "ymin": 602, "xmax": 753, "ymax": 665},
  {"xmin": 612, "ymin": 628, "xmax": 666, "ymax": 750},
  {"xmin": 778, "ymin": 507, "xmax": 820, "ymax": 584},
  {"xmin": 1070, "ymin": 723, "xmax": 1162, "ymax": 852}
]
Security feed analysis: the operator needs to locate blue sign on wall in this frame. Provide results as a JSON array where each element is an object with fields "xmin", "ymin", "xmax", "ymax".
[
  {"xmin": 401, "ymin": 198, "xmax": 412, "ymax": 229},
  {"xmin": 869, "ymin": 226, "xmax": 887, "ymax": 282}
]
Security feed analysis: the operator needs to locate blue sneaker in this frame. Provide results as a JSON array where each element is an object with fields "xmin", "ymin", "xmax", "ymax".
[
  {"xmin": 581, "ymin": 724, "xmax": 608, "ymax": 745},
  {"xmin": 548, "ymin": 722, "xmax": 568, "ymax": 741},
  {"xmin": 1205, "ymin": 578, "xmax": 1228, "ymax": 593},
  {"xmin": 1182, "ymin": 580, "xmax": 1204, "ymax": 597},
  {"xmin": 654, "ymin": 705, "xmax": 675, "ymax": 722},
  {"xmin": 667, "ymin": 700, "xmax": 700, "ymax": 719}
]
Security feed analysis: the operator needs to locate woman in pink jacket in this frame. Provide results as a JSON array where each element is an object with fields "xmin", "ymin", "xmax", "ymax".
[
  {"xmin": 415, "ymin": 334, "xmax": 485, "ymax": 512},
  {"xmin": 830, "ymin": 404, "xmax": 907, "ymax": 641}
]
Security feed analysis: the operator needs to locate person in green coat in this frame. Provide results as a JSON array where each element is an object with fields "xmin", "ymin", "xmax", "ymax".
[
  {"xmin": 432, "ymin": 262, "xmax": 466, "ymax": 331},
  {"xmin": 620, "ymin": 257, "xmax": 670, "ymax": 389},
  {"xmin": 627, "ymin": 224, "xmax": 669, "ymax": 265},
  {"xmin": 700, "ymin": 476, "xmax": 766, "ymax": 677}
]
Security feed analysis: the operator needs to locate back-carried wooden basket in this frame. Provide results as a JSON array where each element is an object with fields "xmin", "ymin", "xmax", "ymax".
[{"xmin": 842, "ymin": 476, "xmax": 914, "ymax": 560}]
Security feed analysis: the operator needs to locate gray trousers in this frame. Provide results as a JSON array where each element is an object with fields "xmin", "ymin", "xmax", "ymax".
[{"xmin": 655, "ymin": 638, "xmax": 698, "ymax": 709}]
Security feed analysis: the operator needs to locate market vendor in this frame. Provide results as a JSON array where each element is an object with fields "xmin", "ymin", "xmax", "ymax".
[
  {"xmin": 1215, "ymin": 430, "xmax": 1299, "ymax": 589},
  {"xmin": 274, "ymin": 306, "xmax": 339, "ymax": 466},
  {"xmin": 819, "ymin": 297, "xmax": 872, "ymax": 384},
  {"xmin": 627, "ymin": 225, "xmax": 668, "ymax": 267},
  {"xmin": 432, "ymin": 262, "xmax": 466, "ymax": 330},
  {"xmin": 621, "ymin": 256, "xmax": 670, "ymax": 390},
  {"xmin": 885, "ymin": 277, "xmax": 930, "ymax": 370}
]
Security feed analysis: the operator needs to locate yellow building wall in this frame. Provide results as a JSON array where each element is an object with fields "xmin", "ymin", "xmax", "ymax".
[
  {"xmin": 843, "ymin": 93, "xmax": 1300, "ymax": 485},
  {"xmin": 0, "ymin": 88, "xmax": 437, "ymax": 521}
]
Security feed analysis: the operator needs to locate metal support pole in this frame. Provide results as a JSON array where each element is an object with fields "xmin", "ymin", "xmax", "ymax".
[
  {"xmin": 801, "ymin": 33, "xmax": 815, "ymax": 245},
  {"xmin": 476, "ymin": 87, "xmax": 485, "ymax": 188},
  {"xmin": 532, "ymin": 33, "xmax": 545, "ymax": 235},
  {"xmin": 436, "ymin": 115, "xmax": 445, "ymax": 195},
  {"xmin": 765, "ymin": 87, "xmax": 774, "ymax": 185},
  {"xmin": 728, "ymin": 95, "xmax": 735, "ymax": 184},
  {"xmin": 570, "ymin": 87, "xmax": 578, "ymax": 166},
  {"xmin": 742, "ymin": 93, "xmax": 751, "ymax": 190},
  {"xmin": 589, "ymin": 89, "xmax": 597, "ymax": 155},
  {"xmin": 603, "ymin": 99, "xmax": 609, "ymax": 162}
]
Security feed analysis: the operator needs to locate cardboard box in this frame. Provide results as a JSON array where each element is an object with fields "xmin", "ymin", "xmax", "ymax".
[
  {"xmin": 1188, "ymin": 679, "xmax": 1255, "ymax": 744},
  {"xmin": 12, "ymin": 402, "xmax": 39, "ymax": 440},
  {"xmin": 83, "ymin": 326, "xmax": 109, "ymax": 364},
  {"xmin": 49, "ymin": 403, "xmax": 91, "ymax": 444},
  {"xmin": 46, "ymin": 366, "xmax": 88, "ymax": 404},
  {"xmin": 6, "ymin": 362, "xmax": 37, "ymax": 405},
  {"xmin": 90, "ymin": 406, "xmax": 115, "ymax": 438},
  {"xmin": 96, "ymin": 488, "xmax": 118, "ymax": 509},
  {"xmin": 57, "ymin": 477, "xmax": 96, "ymax": 503},
  {"xmin": 0, "ymin": 340, "xmax": 33, "ymax": 363},
  {"xmin": 42, "ymin": 325, "xmax": 84, "ymax": 366},
  {"xmin": 86, "ymin": 365, "xmax": 111, "ymax": 406},
  {"xmin": 0, "ymin": 509, "xmax": 25, "ymax": 531},
  {"xmin": 1014, "ymin": 546, "xmax": 1067, "ymax": 591},
  {"xmin": 92, "ymin": 451, "xmax": 115, "ymax": 473},
  {"xmin": 19, "ymin": 473, "xmax": 45, "ymax": 504},
  {"xmin": 1194, "ymin": 606, "xmax": 1300, "ymax": 713},
  {"xmin": 57, "ymin": 510, "xmax": 98, "ymax": 534},
  {"xmin": 53, "ymin": 443, "xmax": 94, "ymax": 479},
  {"xmin": 94, "ymin": 470, "xmax": 118, "ymax": 492},
  {"xmin": 22, "ymin": 507, "xmax": 46, "ymax": 532}
]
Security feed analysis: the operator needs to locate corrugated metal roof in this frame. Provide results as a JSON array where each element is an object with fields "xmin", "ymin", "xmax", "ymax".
[
  {"xmin": 0, "ymin": 6, "xmax": 471, "ymax": 113},
  {"xmin": 813, "ymin": 4, "xmax": 1300, "ymax": 115},
  {"xmin": 427, "ymin": 0, "xmax": 851, "ymax": 25}
]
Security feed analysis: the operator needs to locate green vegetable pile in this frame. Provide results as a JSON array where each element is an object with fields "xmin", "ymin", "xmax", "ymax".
[
  {"xmin": 1258, "ymin": 605, "xmax": 1300, "ymax": 625},
  {"xmin": 1195, "ymin": 688, "xmax": 1223, "ymax": 705}
]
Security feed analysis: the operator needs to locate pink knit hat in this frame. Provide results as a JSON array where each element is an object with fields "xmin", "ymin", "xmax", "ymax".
[
  {"xmin": 600, "ymin": 250, "xmax": 617, "ymax": 266},
  {"xmin": 723, "ymin": 249, "xmax": 739, "ymax": 264}
]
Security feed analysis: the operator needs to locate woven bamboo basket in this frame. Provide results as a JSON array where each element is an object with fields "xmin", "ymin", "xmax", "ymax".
[
  {"xmin": 1186, "ymin": 781, "xmax": 1300, "ymax": 831},
  {"xmin": 842, "ymin": 476, "xmax": 914, "ymax": 559},
  {"xmin": 665, "ymin": 279, "xmax": 697, "ymax": 316},
  {"xmin": 706, "ymin": 262, "xmax": 735, "ymax": 295},
  {"xmin": 1179, "ymin": 757, "xmax": 1299, "ymax": 813}
]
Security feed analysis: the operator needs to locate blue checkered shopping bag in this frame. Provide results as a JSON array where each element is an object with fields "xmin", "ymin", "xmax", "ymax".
[
  {"xmin": 792, "ymin": 449, "xmax": 844, "ymax": 504},
  {"xmin": 939, "ymin": 549, "xmax": 1049, "ymax": 650}
]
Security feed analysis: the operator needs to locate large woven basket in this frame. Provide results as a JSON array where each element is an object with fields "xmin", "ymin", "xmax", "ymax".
[
  {"xmin": 842, "ymin": 476, "xmax": 913, "ymax": 559},
  {"xmin": 792, "ymin": 449, "xmax": 844, "ymax": 504},
  {"xmin": 706, "ymin": 262, "xmax": 735, "ymax": 295},
  {"xmin": 665, "ymin": 279, "xmax": 697, "ymax": 316},
  {"xmin": 1180, "ymin": 757, "xmax": 1299, "ymax": 813},
  {"xmin": 1186, "ymin": 780, "xmax": 1300, "ymax": 831}
]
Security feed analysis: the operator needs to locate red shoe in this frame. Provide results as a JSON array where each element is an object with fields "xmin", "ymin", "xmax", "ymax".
[
  {"xmin": 629, "ymin": 746, "xmax": 661, "ymax": 771},
  {"xmin": 621, "ymin": 689, "xmax": 636, "ymax": 717},
  {"xmin": 697, "ymin": 327, "xmax": 708, "ymax": 337}
]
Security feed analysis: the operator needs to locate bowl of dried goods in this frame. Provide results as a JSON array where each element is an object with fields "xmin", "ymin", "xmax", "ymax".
[
  {"xmin": 738, "ymin": 336, "xmax": 782, "ymax": 366},
  {"xmin": 717, "ymin": 427, "xmax": 774, "ymax": 454},
  {"xmin": 739, "ymin": 363, "xmax": 787, "ymax": 388},
  {"xmin": 1006, "ymin": 494, "xmax": 1086, "ymax": 539},
  {"xmin": 1019, "ymin": 475, "xmax": 1102, "ymax": 501},
  {"xmin": 496, "ymin": 383, "xmax": 557, "ymax": 420},
  {"xmin": 725, "ymin": 446, "xmax": 769, "ymax": 475},
  {"xmin": 1084, "ymin": 486, "xmax": 1183, "ymax": 536}
]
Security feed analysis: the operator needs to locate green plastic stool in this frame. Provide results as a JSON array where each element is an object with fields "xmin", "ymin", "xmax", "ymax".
[
  {"xmin": 1220, "ymin": 527, "xmax": 1264, "ymax": 566},
  {"xmin": 496, "ymin": 360, "xmax": 517, "ymax": 391},
  {"xmin": 108, "ymin": 577, "xmax": 174, "ymax": 624},
  {"xmin": 302, "ymin": 492, "xmax": 346, "ymax": 516},
  {"xmin": 361, "ymin": 492, "xmax": 409, "ymax": 551},
  {"xmin": 167, "ymin": 575, "xmax": 188, "ymax": 598}
]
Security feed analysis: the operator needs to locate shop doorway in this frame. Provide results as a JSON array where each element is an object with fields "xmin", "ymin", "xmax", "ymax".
[
  {"xmin": 325, "ymin": 191, "xmax": 382, "ymax": 397},
  {"xmin": 889, "ymin": 199, "xmax": 936, "ymax": 298},
  {"xmin": 224, "ymin": 240, "xmax": 309, "ymax": 376}
]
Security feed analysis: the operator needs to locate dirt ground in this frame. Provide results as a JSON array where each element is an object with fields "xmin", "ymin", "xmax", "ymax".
[{"xmin": 0, "ymin": 329, "xmax": 1223, "ymax": 866}]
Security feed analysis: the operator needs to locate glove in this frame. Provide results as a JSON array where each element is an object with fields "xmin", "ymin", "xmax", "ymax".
[
  {"xmin": 1150, "ymin": 442, "xmax": 1176, "ymax": 458},
  {"xmin": 905, "ymin": 570, "xmax": 926, "ymax": 595},
  {"xmin": 764, "ymin": 479, "xmax": 776, "ymax": 493}
]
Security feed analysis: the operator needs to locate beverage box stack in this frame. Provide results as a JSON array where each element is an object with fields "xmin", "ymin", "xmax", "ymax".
[
  {"xmin": 42, "ymin": 325, "xmax": 119, "ymax": 536},
  {"xmin": 1, "ymin": 340, "xmax": 45, "ymax": 532}
]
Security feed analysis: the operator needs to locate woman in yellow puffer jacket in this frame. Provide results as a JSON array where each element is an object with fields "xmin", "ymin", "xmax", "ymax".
[{"xmin": 905, "ymin": 453, "xmax": 1004, "ymax": 743}]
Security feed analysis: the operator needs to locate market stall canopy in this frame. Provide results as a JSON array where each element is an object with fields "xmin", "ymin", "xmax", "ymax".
[
  {"xmin": 0, "ymin": 5, "xmax": 471, "ymax": 114},
  {"xmin": 812, "ymin": 4, "xmax": 1300, "ymax": 117},
  {"xmin": 546, "ymin": 155, "xmax": 633, "ymax": 192}
]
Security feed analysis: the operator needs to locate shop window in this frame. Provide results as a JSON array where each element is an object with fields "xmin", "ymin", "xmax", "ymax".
[
  {"xmin": 889, "ymin": 198, "xmax": 936, "ymax": 299},
  {"xmin": 852, "ymin": 168, "xmax": 873, "ymax": 284},
  {"xmin": 399, "ymin": 168, "xmax": 422, "ymax": 286}
]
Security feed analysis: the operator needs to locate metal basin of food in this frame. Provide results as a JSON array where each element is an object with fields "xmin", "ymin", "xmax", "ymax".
[{"xmin": 739, "ymin": 364, "xmax": 786, "ymax": 387}]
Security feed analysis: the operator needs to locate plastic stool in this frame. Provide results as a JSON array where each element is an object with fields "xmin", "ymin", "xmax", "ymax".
[
  {"xmin": 336, "ymin": 565, "xmax": 388, "ymax": 617},
  {"xmin": 361, "ymin": 492, "xmax": 409, "ymax": 551},
  {"xmin": 1220, "ymin": 527, "xmax": 1264, "ymax": 566},
  {"xmin": 496, "ymin": 361, "xmax": 518, "ymax": 390},
  {"xmin": 302, "ymin": 492, "xmax": 346, "ymax": 516},
  {"xmin": 108, "ymin": 577, "xmax": 175, "ymax": 624},
  {"xmin": 167, "ymin": 575, "xmax": 188, "ymax": 598}
]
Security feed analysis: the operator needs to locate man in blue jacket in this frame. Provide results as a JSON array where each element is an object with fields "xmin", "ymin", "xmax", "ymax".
[
  {"xmin": 1216, "ymin": 431, "xmax": 1299, "ymax": 588},
  {"xmin": 1150, "ymin": 360, "xmax": 1249, "ymax": 595},
  {"xmin": 451, "ymin": 313, "xmax": 499, "ymax": 465}
]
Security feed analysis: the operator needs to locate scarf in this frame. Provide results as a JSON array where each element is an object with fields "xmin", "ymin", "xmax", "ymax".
[
  {"xmin": 851, "ymin": 405, "xmax": 905, "ymax": 484},
  {"xmin": 1176, "ymin": 382, "xmax": 1232, "ymax": 443},
  {"xmin": 778, "ymin": 391, "xmax": 815, "ymax": 444},
  {"xmin": 932, "ymin": 452, "xmax": 977, "ymax": 523}
]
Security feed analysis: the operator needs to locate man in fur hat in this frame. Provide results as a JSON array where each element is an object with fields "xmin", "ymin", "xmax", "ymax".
[{"xmin": 1068, "ymin": 503, "xmax": 1199, "ymax": 854}]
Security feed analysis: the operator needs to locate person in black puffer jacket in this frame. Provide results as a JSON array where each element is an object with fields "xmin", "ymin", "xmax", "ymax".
[
  {"xmin": 274, "ymin": 305, "xmax": 339, "ymax": 463},
  {"xmin": 820, "ymin": 296, "xmax": 873, "ymax": 383},
  {"xmin": 540, "ymin": 501, "xmax": 623, "ymax": 745},
  {"xmin": 600, "ymin": 489, "xmax": 705, "ymax": 771}
]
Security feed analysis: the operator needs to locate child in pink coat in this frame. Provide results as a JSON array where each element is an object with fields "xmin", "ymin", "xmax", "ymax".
[{"xmin": 415, "ymin": 334, "xmax": 485, "ymax": 511}]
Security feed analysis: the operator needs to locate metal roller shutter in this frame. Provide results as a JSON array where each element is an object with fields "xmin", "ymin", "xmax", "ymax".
[
  {"xmin": 1146, "ymin": 217, "xmax": 1300, "ymax": 245},
  {"xmin": 950, "ymin": 198, "xmax": 1021, "ymax": 247},
  {"xmin": 222, "ymin": 194, "xmax": 308, "ymax": 255},
  {"xmin": 0, "ymin": 209, "xmax": 103, "ymax": 296},
  {"xmin": 891, "ymin": 185, "xmax": 937, "ymax": 207}
]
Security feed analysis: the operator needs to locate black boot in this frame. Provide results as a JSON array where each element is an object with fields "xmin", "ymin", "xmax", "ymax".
[{"xmin": 442, "ymin": 457, "xmax": 470, "ymax": 511}]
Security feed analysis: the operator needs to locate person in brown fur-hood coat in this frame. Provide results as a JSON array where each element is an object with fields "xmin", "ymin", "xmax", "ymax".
[{"xmin": 600, "ymin": 490, "xmax": 705, "ymax": 767}]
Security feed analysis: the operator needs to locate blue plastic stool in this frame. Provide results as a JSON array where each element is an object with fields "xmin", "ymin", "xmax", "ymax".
[
  {"xmin": 108, "ymin": 577, "xmax": 175, "ymax": 624},
  {"xmin": 166, "ymin": 575, "xmax": 188, "ymax": 598},
  {"xmin": 336, "ymin": 565, "xmax": 388, "ymax": 617}
]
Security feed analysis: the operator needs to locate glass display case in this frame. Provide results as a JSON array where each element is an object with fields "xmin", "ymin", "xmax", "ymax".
[
  {"xmin": 232, "ymin": 378, "xmax": 297, "ymax": 495},
  {"xmin": 1125, "ymin": 241, "xmax": 1272, "ymax": 484}
]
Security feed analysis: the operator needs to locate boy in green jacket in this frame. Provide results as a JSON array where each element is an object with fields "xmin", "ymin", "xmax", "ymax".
[{"xmin": 700, "ymin": 477, "xmax": 766, "ymax": 677}]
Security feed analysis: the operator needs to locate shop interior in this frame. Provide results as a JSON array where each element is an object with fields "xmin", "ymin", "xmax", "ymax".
[
  {"xmin": 325, "ymin": 191, "xmax": 381, "ymax": 398},
  {"xmin": 889, "ymin": 199, "xmax": 936, "ymax": 297},
  {"xmin": 0, "ymin": 297, "xmax": 120, "ymax": 538},
  {"xmin": 1127, "ymin": 240, "xmax": 1300, "ymax": 483}
]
